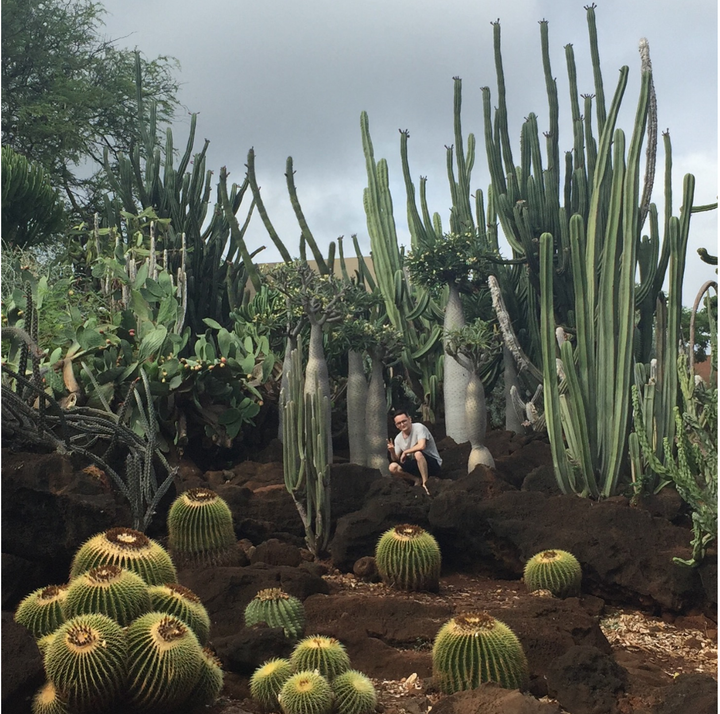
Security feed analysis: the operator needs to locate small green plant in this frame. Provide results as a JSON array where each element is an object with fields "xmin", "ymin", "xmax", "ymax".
[
  {"xmin": 250, "ymin": 658, "xmax": 294, "ymax": 710},
  {"xmin": 31, "ymin": 681, "xmax": 69, "ymax": 714},
  {"xmin": 63, "ymin": 564, "xmax": 152, "ymax": 626},
  {"xmin": 36, "ymin": 633, "xmax": 57, "ymax": 657},
  {"xmin": 278, "ymin": 670, "xmax": 334, "ymax": 714},
  {"xmin": 244, "ymin": 587, "xmax": 306, "ymax": 640},
  {"xmin": 70, "ymin": 527, "xmax": 177, "ymax": 585},
  {"xmin": 375, "ymin": 524, "xmax": 441, "ymax": 592},
  {"xmin": 186, "ymin": 647, "xmax": 224, "ymax": 709},
  {"xmin": 332, "ymin": 670, "xmax": 378, "ymax": 714},
  {"xmin": 432, "ymin": 612, "xmax": 528, "ymax": 693},
  {"xmin": 14, "ymin": 584, "xmax": 68, "ymax": 638},
  {"xmin": 523, "ymin": 549, "xmax": 582, "ymax": 598},
  {"xmin": 147, "ymin": 583, "xmax": 211, "ymax": 645},
  {"xmin": 167, "ymin": 488, "xmax": 236, "ymax": 566},
  {"xmin": 44, "ymin": 613, "xmax": 127, "ymax": 714},
  {"xmin": 290, "ymin": 635, "xmax": 351, "ymax": 681}
]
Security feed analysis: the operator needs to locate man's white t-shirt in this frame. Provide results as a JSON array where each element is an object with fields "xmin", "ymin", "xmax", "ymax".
[{"xmin": 393, "ymin": 423, "xmax": 442, "ymax": 465}]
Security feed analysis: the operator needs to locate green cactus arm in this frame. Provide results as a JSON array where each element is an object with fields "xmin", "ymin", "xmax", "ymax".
[
  {"xmin": 491, "ymin": 21, "xmax": 517, "ymax": 182},
  {"xmin": 400, "ymin": 130, "xmax": 434, "ymax": 250},
  {"xmin": 585, "ymin": 4, "xmax": 607, "ymax": 135}
]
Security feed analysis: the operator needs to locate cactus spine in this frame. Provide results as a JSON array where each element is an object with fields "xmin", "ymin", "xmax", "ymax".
[
  {"xmin": 332, "ymin": 670, "xmax": 378, "ymax": 714},
  {"xmin": 375, "ymin": 524, "xmax": 441, "ymax": 592},
  {"xmin": 147, "ymin": 583, "xmax": 211, "ymax": 644},
  {"xmin": 523, "ymin": 549, "xmax": 582, "ymax": 598},
  {"xmin": 31, "ymin": 681, "xmax": 69, "ymax": 714},
  {"xmin": 432, "ymin": 612, "xmax": 528, "ymax": 693},
  {"xmin": 15, "ymin": 584, "xmax": 68, "ymax": 638},
  {"xmin": 290, "ymin": 635, "xmax": 351, "ymax": 681},
  {"xmin": 244, "ymin": 588, "xmax": 306, "ymax": 640},
  {"xmin": 278, "ymin": 670, "xmax": 333, "ymax": 714},
  {"xmin": 250, "ymin": 658, "xmax": 294, "ymax": 710}
]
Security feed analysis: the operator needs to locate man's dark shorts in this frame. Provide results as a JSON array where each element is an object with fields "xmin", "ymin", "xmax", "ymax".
[{"xmin": 402, "ymin": 452, "xmax": 442, "ymax": 477}]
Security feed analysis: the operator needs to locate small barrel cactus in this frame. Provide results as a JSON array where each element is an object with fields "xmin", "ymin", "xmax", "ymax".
[
  {"xmin": 147, "ymin": 583, "xmax": 211, "ymax": 644},
  {"xmin": 44, "ymin": 613, "xmax": 127, "ymax": 714},
  {"xmin": 332, "ymin": 669, "xmax": 377, "ymax": 714},
  {"xmin": 126, "ymin": 611, "xmax": 204, "ymax": 713},
  {"xmin": 375, "ymin": 524, "xmax": 441, "ymax": 592},
  {"xmin": 186, "ymin": 647, "xmax": 224, "ymax": 708},
  {"xmin": 245, "ymin": 587, "xmax": 306, "ymax": 639},
  {"xmin": 63, "ymin": 564, "xmax": 152, "ymax": 626},
  {"xmin": 31, "ymin": 681, "xmax": 68, "ymax": 714},
  {"xmin": 290, "ymin": 635, "xmax": 351, "ymax": 681},
  {"xmin": 523, "ymin": 549, "xmax": 582, "ymax": 598},
  {"xmin": 15, "ymin": 584, "xmax": 68, "ymax": 638},
  {"xmin": 70, "ymin": 527, "xmax": 177, "ymax": 586},
  {"xmin": 36, "ymin": 632, "xmax": 57, "ymax": 657},
  {"xmin": 250, "ymin": 658, "xmax": 294, "ymax": 710},
  {"xmin": 432, "ymin": 611, "xmax": 528, "ymax": 693},
  {"xmin": 278, "ymin": 670, "xmax": 333, "ymax": 714},
  {"xmin": 167, "ymin": 488, "xmax": 236, "ymax": 566}
]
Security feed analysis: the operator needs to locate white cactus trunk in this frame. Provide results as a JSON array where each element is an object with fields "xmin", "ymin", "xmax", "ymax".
[
  {"xmin": 503, "ymin": 347, "xmax": 526, "ymax": 434},
  {"xmin": 304, "ymin": 321, "xmax": 333, "ymax": 463},
  {"xmin": 466, "ymin": 371, "xmax": 495, "ymax": 472},
  {"xmin": 365, "ymin": 351, "xmax": 390, "ymax": 476},
  {"xmin": 347, "ymin": 350, "xmax": 368, "ymax": 466},
  {"xmin": 278, "ymin": 337, "xmax": 295, "ymax": 441},
  {"xmin": 444, "ymin": 283, "xmax": 471, "ymax": 443}
]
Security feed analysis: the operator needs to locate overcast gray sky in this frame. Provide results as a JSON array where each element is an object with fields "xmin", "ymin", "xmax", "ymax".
[{"xmin": 99, "ymin": 0, "xmax": 718, "ymax": 305}]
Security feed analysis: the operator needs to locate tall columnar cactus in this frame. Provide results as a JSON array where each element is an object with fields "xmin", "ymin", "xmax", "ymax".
[
  {"xmin": 15, "ymin": 584, "xmax": 68, "ymax": 638},
  {"xmin": 290, "ymin": 636, "xmax": 351, "ymax": 681},
  {"xmin": 250, "ymin": 658, "xmax": 294, "ymax": 710},
  {"xmin": 332, "ymin": 670, "xmax": 378, "ymax": 714},
  {"xmin": 147, "ymin": 583, "xmax": 211, "ymax": 644},
  {"xmin": 244, "ymin": 588, "xmax": 306, "ymax": 640},
  {"xmin": 523, "ymin": 549, "xmax": 582, "ymax": 598},
  {"xmin": 374, "ymin": 524, "xmax": 442, "ymax": 592},
  {"xmin": 278, "ymin": 671, "xmax": 334, "ymax": 714},
  {"xmin": 432, "ymin": 612, "xmax": 529, "ymax": 693}
]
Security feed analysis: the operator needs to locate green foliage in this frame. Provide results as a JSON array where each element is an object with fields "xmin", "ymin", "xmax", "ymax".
[
  {"xmin": 332, "ymin": 670, "xmax": 378, "ymax": 714},
  {"xmin": 15, "ymin": 585, "xmax": 68, "ymax": 639},
  {"xmin": 432, "ymin": 612, "xmax": 529, "ymax": 693},
  {"xmin": 523, "ymin": 549, "xmax": 582, "ymax": 598},
  {"xmin": 244, "ymin": 588, "xmax": 306, "ymax": 640},
  {"xmin": 375, "ymin": 524, "xmax": 442, "ymax": 592},
  {"xmin": 147, "ymin": 583, "xmax": 211, "ymax": 645},
  {"xmin": 250, "ymin": 658, "xmax": 294, "ymax": 710},
  {"xmin": 278, "ymin": 670, "xmax": 334, "ymax": 714},
  {"xmin": 31, "ymin": 681, "xmax": 69, "ymax": 714},
  {"xmin": 290, "ymin": 636, "xmax": 351, "ymax": 681},
  {"xmin": 445, "ymin": 319, "xmax": 503, "ymax": 376}
]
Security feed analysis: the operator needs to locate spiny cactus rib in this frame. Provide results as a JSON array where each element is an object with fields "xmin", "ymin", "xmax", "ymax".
[
  {"xmin": 244, "ymin": 588, "xmax": 306, "ymax": 640},
  {"xmin": 31, "ymin": 681, "xmax": 69, "ymax": 714},
  {"xmin": 37, "ymin": 632, "xmax": 57, "ymax": 657},
  {"xmin": 186, "ymin": 647, "xmax": 224, "ymax": 708},
  {"xmin": 278, "ymin": 670, "xmax": 333, "ymax": 714},
  {"xmin": 332, "ymin": 670, "xmax": 378, "ymax": 714},
  {"xmin": 290, "ymin": 635, "xmax": 351, "ymax": 681},
  {"xmin": 70, "ymin": 527, "xmax": 177, "ymax": 586},
  {"xmin": 375, "ymin": 524, "xmax": 441, "ymax": 592},
  {"xmin": 523, "ymin": 549, "xmax": 582, "ymax": 598},
  {"xmin": 167, "ymin": 488, "xmax": 236, "ymax": 565},
  {"xmin": 15, "ymin": 584, "xmax": 68, "ymax": 638},
  {"xmin": 250, "ymin": 658, "xmax": 293, "ymax": 710},
  {"xmin": 126, "ymin": 612, "xmax": 204, "ymax": 713},
  {"xmin": 63, "ymin": 564, "xmax": 151, "ymax": 627},
  {"xmin": 147, "ymin": 583, "xmax": 211, "ymax": 645},
  {"xmin": 44, "ymin": 613, "xmax": 127, "ymax": 714},
  {"xmin": 432, "ymin": 612, "xmax": 528, "ymax": 693}
]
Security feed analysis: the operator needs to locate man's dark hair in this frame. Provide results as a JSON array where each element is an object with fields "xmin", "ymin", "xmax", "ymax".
[{"xmin": 392, "ymin": 409, "xmax": 411, "ymax": 421}]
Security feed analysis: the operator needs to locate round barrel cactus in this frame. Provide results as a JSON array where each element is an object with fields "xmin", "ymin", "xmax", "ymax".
[
  {"xmin": 147, "ymin": 583, "xmax": 211, "ymax": 644},
  {"xmin": 70, "ymin": 527, "xmax": 176, "ymax": 586},
  {"xmin": 332, "ymin": 669, "xmax": 377, "ymax": 714},
  {"xmin": 250, "ymin": 658, "xmax": 293, "ymax": 710},
  {"xmin": 186, "ymin": 647, "xmax": 224, "ymax": 708},
  {"xmin": 278, "ymin": 670, "xmax": 333, "ymax": 714},
  {"xmin": 36, "ymin": 632, "xmax": 57, "ymax": 657},
  {"xmin": 167, "ymin": 488, "xmax": 236, "ymax": 566},
  {"xmin": 44, "ymin": 613, "xmax": 127, "ymax": 714},
  {"xmin": 432, "ymin": 611, "xmax": 528, "ymax": 693},
  {"xmin": 523, "ymin": 549, "xmax": 582, "ymax": 598},
  {"xmin": 245, "ymin": 587, "xmax": 306, "ymax": 640},
  {"xmin": 15, "ymin": 584, "xmax": 68, "ymax": 638},
  {"xmin": 63, "ymin": 564, "xmax": 151, "ymax": 626},
  {"xmin": 374, "ymin": 524, "xmax": 441, "ymax": 592},
  {"xmin": 31, "ymin": 681, "xmax": 68, "ymax": 714},
  {"xmin": 290, "ymin": 635, "xmax": 350, "ymax": 681}
]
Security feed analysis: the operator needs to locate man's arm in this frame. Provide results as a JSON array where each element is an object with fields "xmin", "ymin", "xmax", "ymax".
[{"xmin": 401, "ymin": 437, "xmax": 427, "ymax": 458}]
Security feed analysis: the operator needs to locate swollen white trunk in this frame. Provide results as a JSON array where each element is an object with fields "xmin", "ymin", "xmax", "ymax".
[
  {"xmin": 444, "ymin": 283, "xmax": 471, "ymax": 443},
  {"xmin": 466, "ymin": 371, "xmax": 495, "ymax": 472},
  {"xmin": 503, "ymin": 347, "xmax": 526, "ymax": 434},
  {"xmin": 347, "ymin": 350, "xmax": 368, "ymax": 466},
  {"xmin": 365, "ymin": 352, "xmax": 389, "ymax": 476},
  {"xmin": 278, "ymin": 337, "xmax": 295, "ymax": 441},
  {"xmin": 304, "ymin": 321, "xmax": 333, "ymax": 463}
]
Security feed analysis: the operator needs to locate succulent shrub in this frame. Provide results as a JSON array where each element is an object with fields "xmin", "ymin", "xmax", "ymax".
[
  {"xmin": 332, "ymin": 669, "xmax": 378, "ymax": 714},
  {"xmin": 147, "ymin": 582, "xmax": 211, "ymax": 645},
  {"xmin": 70, "ymin": 527, "xmax": 177, "ymax": 586},
  {"xmin": 250, "ymin": 657, "xmax": 294, "ymax": 710},
  {"xmin": 244, "ymin": 587, "xmax": 306, "ymax": 640},
  {"xmin": 167, "ymin": 488, "xmax": 236, "ymax": 566},
  {"xmin": 44, "ymin": 613, "xmax": 127, "ymax": 714},
  {"xmin": 290, "ymin": 635, "xmax": 351, "ymax": 681},
  {"xmin": 63, "ymin": 564, "xmax": 152, "ymax": 626},
  {"xmin": 15, "ymin": 584, "xmax": 68, "ymax": 638},
  {"xmin": 432, "ymin": 612, "xmax": 528, "ymax": 693},
  {"xmin": 523, "ymin": 549, "xmax": 582, "ymax": 598},
  {"xmin": 374, "ymin": 524, "xmax": 441, "ymax": 592},
  {"xmin": 126, "ymin": 612, "xmax": 204, "ymax": 713},
  {"xmin": 31, "ymin": 681, "xmax": 69, "ymax": 714},
  {"xmin": 185, "ymin": 647, "xmax": 224, "ymax": 708},
  {"xmin": 278, "ymin": 670, "xmax": 333, "ymax": 714}
]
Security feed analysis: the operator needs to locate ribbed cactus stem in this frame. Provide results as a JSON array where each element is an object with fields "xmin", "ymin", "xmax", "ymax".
[{"xmin": 347, "ymin": 350, "xmax": 368, "ymax": 466}]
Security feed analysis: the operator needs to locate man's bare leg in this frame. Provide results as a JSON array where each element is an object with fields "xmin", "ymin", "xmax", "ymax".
[{"xmin": 415, "ymin": 452, "xmax": 431, "ymax": 494}]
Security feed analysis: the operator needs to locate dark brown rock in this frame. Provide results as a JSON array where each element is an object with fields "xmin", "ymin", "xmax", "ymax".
[
  {"xmin": 353, "ymin": 556, "xmax": 380, "ymax": 582},
  {"xmin": 2, "ymin": 612, "xmax": 44, "ymax": 708},
  {"xmin": 651, "ymin": 672, "xmax": 718, "ymax": 714},
  {"xmin": 429, "ymin": 684, "xmax": 562, "ymax": 714},
  {"xmin": 214, "ymin": 624, "xmax": 294, "ymax": 675},
  {"xmin": 250, "ymin": 539, "xmax": 302, "ymax": 567}
]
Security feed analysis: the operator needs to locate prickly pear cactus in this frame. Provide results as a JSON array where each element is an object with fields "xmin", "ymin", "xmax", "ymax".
[
  {"xmin": 250, "ymin": 658, "xmax": 293, "ymax": 710},
  {"xmin": 278, "ymin": 670, "xmax": 333, "ymax": 714},
  {"xmin": 332, "ymin": 669, "xmax": 378, "ymax": 714},
  {"xmin": 147, "ymin": 583, "xmax": 211, "ymax": 644},
  {"xmin": 244, "ymin": 587, "xmax": 306, "ymax": 640},
  {"xmin": 374, "ymin": 524, "xmax": 441, "ymax": 592},
  {"xmin": 290, "ymin": 635, "xmax": 351, "ymax": 681},
  {"xmin": 15, "ymin": 584, "xmax": 68, "ymax": 638},
  {"xmin": 523, "ymin": 549, "xmax": 582, "ymax": 598},
  {"xmin": 432, "ymin": 612, "xmax": 528, "ymax": 693},
  {"xmin": 31, "ymin": 681, "xmax": 69, "ymax": 714}
]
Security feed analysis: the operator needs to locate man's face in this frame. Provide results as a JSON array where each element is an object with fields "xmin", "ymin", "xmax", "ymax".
[{"xmin": 394, "ymin": 415, "xmax": 411, "ymax": 434}]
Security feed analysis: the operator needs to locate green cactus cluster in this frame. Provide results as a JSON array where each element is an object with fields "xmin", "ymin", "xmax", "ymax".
[
  {"xmin": 375, "ymin": 524, "xmax": 442, "ymax": 592},
  {"xmin": 332, "ymin": 670, "xmax": 378, "ymax": 714},
  {"xmin": 147, "ymin": 582, "xmax": 211, "ymax": 645},
  {"xmin": 290, "ymin": 635, "xmax": 351, "ymax": 681},
  {"xmin": 250, "ymin": 657, "xmax": 294, "ymax": 710},
  {"xmin": 244, "ymin": 587, "xmax": 306, "ymax": 640},
  {"xmin": 432, "ymin": 612, "xmax": 529, "ymax": 693},
  {"xmin": 523, "ymin": 549, "xmax": 582, "ymax": 598},
  {"xmin": 15, "ymin": 584, "xmax": 68, "ymax": 638},
  {"xmin": 278, "ymin": 670, "xmax": 334, "ymax": 714},
  {"xmin": 186, "ymin": 647, "xmax": 225, "ymax": 709}
]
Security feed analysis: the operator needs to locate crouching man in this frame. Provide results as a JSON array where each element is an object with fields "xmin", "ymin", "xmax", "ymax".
[{"xmin": 387, "ymin": 409, "xmax": 442, "ymax": 495}]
